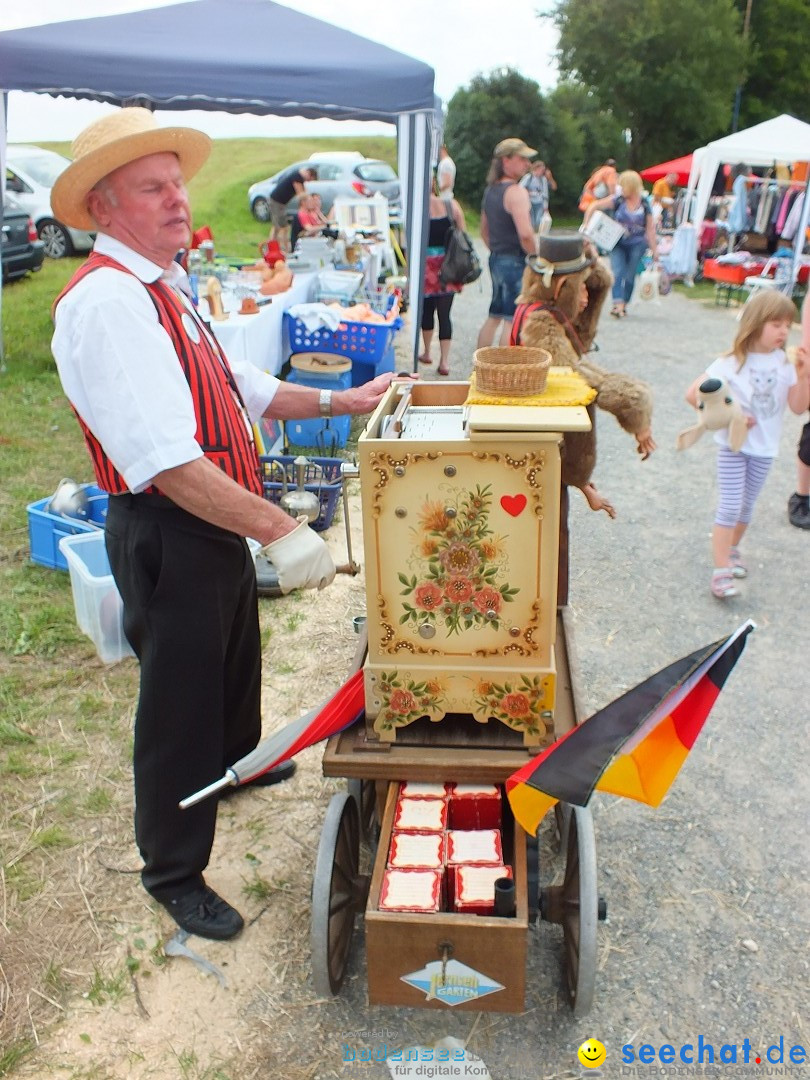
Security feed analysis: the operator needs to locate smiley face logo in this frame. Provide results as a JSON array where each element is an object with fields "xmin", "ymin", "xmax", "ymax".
[{"xmin": 577, "ymin": 1039, "xmax": 606, "ymax": 1068}]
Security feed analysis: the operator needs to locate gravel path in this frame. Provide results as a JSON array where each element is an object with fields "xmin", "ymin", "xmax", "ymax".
[{"xmin": 324, "ymin": 255, "xmax": 810, "ymax": 1077}]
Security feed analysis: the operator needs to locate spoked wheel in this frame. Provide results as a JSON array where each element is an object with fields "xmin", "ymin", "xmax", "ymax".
[
  {"xmin": 310, "ymin": 792, "xmax": 368, "ymax": 996},
  {"xmin": 539, "ymin": 805, "xmax": 600, "ymax": 1016},
  {"xmin": 347, "ymin": 778, "xmax": 379, "ymax": 850}
]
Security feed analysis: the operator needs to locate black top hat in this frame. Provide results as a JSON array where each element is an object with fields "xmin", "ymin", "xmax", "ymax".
[{"xmin": 526, "ymin": 232, "xmax": 595, "ymax": 282}]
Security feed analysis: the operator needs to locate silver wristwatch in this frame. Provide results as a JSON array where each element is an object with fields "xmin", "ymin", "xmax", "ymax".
[{"xmin": 318, "ymin": 388, "xmax": 333, "ymax": 417}]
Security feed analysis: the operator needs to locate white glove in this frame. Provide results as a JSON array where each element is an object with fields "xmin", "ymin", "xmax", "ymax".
[{"xmin": 258, "ymin": 517, "xmax": 335, "ymax": 594}]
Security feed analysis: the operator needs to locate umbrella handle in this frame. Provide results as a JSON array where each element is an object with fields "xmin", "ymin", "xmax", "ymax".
[{"xmin": 179, "ymin": 769, "xmax": 238, "ymax": 809}]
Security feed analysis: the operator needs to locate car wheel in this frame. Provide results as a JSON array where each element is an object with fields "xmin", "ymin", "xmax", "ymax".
[
  {"xmin": 252, "ymin": 197, "xmax": 271, "ymax": 223},
  {"xmin": 38, "ymin": 220, "xmax": 73, "ymax": 260}
]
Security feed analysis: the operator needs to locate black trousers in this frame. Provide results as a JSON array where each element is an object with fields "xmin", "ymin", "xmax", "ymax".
[{"xmin": 105, "ymin": 494, "xmax": 261, "ymax": 902}]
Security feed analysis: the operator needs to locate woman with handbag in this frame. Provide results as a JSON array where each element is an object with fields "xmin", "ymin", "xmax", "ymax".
[
  {"xmin": 583, "ymin": 170, "xmax": 659, "ymax": 318},
  {"xmin": 419, "ymin": 186, "xmax": 468, "ymax": 376}
]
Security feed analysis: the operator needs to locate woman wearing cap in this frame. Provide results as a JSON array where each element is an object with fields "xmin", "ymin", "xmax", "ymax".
[
  {"xmin": 477, "ymin": 138, "xmax": 539, "ymax": 349},
  {"xmin": 49, "ymin": 107, "xmax": 400, "ymax": 943},
  {"xmin": 583, "ymin": 169, "xmax": 658, "ymax": 318}
]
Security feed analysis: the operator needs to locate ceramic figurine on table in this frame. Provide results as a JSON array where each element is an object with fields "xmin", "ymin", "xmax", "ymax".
[{"xmin": 205, "ymin": 275, "xmax": 228, "ymax": 321}]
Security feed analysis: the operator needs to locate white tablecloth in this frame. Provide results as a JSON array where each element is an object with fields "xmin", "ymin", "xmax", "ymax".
[{"xmin": 208, "ymin": 271, "xmax": 316, "ymax": 375}]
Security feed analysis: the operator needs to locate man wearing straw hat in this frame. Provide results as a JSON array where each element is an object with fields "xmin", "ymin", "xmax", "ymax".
[{"xmin": 50, "ymin": 107, "xmax": 397, "ymax": 941}]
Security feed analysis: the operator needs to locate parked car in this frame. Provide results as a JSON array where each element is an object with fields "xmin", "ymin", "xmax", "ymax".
[
  {"xmin": 5, "ymin": 145, "xmax": 95, "ymax": 259},
  {"xmin": 2, "ymin": 192, "xmax": 45, "ymax": 281},
  {"xmin": 248, "ymin": 151, "xmax": 401, "ymax": 225}
]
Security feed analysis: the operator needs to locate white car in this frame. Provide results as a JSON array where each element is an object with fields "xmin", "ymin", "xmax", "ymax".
[
  {"xmin": 248, "ymin": 151, "xmax": 402, "ymax": 225},
  {"xmin": 5, "ymin": 145, "xmax": 95, "ymax": 259}
]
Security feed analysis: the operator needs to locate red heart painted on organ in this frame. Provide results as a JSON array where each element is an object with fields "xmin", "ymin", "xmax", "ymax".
[{"xmin": 500, "ymin": 494, "xmax": 527, "ymax": 517}]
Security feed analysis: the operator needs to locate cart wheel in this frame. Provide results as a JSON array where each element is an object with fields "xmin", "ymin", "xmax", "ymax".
[
  {"xmin": 310, "ymin": 792, "xmax": 366, "ymax": 996},
  {"xmin": 347, "ymin": 778, "xmax": 379, "ymax": 849},
  {"xmin": 539, "ymin": 805, "xmax": 598, "ymax": 1016}
]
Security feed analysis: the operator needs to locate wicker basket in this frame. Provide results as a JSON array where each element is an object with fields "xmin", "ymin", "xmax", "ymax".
[{"xmin": 473, "ymin": 346, "xmax": 552, "ymax": 397}]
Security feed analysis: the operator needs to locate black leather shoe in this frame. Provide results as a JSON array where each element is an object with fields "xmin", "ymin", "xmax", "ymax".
[
  {"xmin": 162, "ymin": 885, "xmax": 244, "ymax": 941},
  {"xmin": 221, "ymin": 760, "xmax": 297, "ymax": 798}
]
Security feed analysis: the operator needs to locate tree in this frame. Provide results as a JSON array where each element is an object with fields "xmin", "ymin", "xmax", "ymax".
[
  {"xmin": 443, "ymin": 69, "xmax": 552, "ymax": 208},
  {"xmin": 552, "ymin": 0, "xmax": 749, "ymax": 165},
  {"xmin": 734, "ymin": 0, "xmax": 810, "ymax": 127},
  {"xmin": 546, "ymin": 82, "xmax": 626, "ymax": 211}
]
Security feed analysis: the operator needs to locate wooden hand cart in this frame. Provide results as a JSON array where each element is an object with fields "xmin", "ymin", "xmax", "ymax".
[{"xmin": 311, "ymin": 381, "xmax": 607, "ymax": 1016}]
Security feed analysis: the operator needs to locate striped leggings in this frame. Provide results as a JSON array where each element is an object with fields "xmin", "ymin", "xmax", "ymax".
[{"xmin": 714, "ymin": 446, "xmax": 773, "ymax": 528}]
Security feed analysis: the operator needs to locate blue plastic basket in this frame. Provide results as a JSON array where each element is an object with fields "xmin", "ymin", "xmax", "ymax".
[
  {"xmin": 28, "ymin": 484, "xmax": 109, "ymax": 571},
  {"xmin": 259, "ymin": 455, "xmax": 343, "ymax": 531},
  {"xmin": 284, "ymin": 311, "xmax": 402, "ymax": 362}
]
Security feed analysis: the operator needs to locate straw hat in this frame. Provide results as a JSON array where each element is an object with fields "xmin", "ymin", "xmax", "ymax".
[
  {"xmin": 526, "ymin": 232, "xmax": 595, "ymax": 288},
  {"xmin": 51, "ymin": 107, "xmax": 212, "ymax": 230}
]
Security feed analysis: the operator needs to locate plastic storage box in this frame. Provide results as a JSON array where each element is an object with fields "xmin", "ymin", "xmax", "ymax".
[
  {"xmin": 58, "ymin": 532, "xmax": 134, "ymax": 664},
  {"xmin": 286, "ymin": 358, "xmax": 352, "ymax": 448},
  {"xmin": 259, "ymin": 455, "xmax": 343, "ymax": 531},
  {"xmin": 284, "ymin": 311, "xmax": 401, "ymax": 364},
  {"xmin": 351, "ymin": 344, "xmax": 396, "ymax": 387},
  {"xmin": 28, "ymin": 484, "xmax": 109, "ymax": 571}
]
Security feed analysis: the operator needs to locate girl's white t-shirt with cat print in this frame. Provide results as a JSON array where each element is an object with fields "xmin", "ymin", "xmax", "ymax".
[{"xmin": 706, "ymin": 349, "xmax": 797, "ymax": 458}]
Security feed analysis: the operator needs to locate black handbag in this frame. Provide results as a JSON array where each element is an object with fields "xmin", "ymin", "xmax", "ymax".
[{"xmin": 438, "ymin": 199, "xmax": 482, "ymax": 287}]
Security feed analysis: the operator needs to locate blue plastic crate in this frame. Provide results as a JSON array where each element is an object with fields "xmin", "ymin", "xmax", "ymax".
[
  {"xmin": 284, "ymin": 311, "xmax": 402, "ymax": 363},
  {"xmin": 284, "ymin": 414, "xmax": 350, "ymax": 450},
  {"xmin": 259, "ymin": 455, "xmax": 343, "ymax": 531},
  {"xmin": 27, "ymin": 484, "xmax": 109, "ymax": 571},
  {"xmin": 351, "ymin": 345, "xmax": 396, "ymax": 387}
]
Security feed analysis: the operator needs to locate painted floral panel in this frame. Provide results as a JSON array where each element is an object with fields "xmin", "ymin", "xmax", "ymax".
[
  {"xmin": 398, "ymin": 484, "xmax": 519, "ymax": 638},
  {"xmin": 471, "ymin": 674, "xmax": 552, "ymax": 737},
  {"xmin": 375, "ymin": 671, "xmax": 447, "ymax": 732}
]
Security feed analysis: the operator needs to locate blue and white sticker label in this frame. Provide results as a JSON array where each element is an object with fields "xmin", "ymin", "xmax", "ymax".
[{"xmin": 401, "ymin": 959, "xmax": 504, "ymax": 1006}]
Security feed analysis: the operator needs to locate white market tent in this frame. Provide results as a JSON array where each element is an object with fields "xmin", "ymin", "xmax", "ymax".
[
  {"xmin": 685, "ymin": 114, "xmax": 810, "ymax": 281},
  {"xmin": 0, "ymin": 0, "xmax": 440, "ymax": 361}
]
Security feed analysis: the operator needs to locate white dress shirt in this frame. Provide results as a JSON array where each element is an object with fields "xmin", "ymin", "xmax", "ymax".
[{"xmin": 51, "ymin": 234, "xmax": 280, "ymax": 493}]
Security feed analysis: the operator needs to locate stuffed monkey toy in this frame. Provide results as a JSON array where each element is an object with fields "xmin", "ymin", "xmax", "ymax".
[{"xmin": 511, "ymin": 236, "xmax": 655, "ymax": 516}]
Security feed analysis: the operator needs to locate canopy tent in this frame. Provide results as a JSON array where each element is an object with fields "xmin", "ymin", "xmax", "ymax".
[
  {"xmin": 640, "ymin": 154, "xmax": 693, "ymax": 187},
  {"xmin": 0, "ymin": 0, "xmax": 439, "ymax": 361},
  {"xmin": 684, "ymin": 114, "xmax": 810, "ymax": 281}
]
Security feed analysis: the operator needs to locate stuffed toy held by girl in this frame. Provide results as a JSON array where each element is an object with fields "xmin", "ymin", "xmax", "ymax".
[
  {"xmin": 676, "ymin": 376, "xmax": 748, "ymax": 452},
  {"xmin": 510, "ymin": 232, "xmax": 656, "ymax": 517}
]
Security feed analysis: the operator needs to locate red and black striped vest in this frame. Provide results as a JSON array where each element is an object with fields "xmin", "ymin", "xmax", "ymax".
[{"xmin": 53, "ymin": 253, "xmax": 263, "ymax": 497}]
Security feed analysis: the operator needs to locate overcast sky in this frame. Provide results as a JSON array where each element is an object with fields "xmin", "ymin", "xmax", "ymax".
[{"xmin": 0, "ymin": 0, "xmax": 559, "ymax": 143}]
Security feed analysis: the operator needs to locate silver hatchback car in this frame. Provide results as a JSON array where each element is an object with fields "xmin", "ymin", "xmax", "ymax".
[
  {"xmin": 5, "ymin": 145, "xmax": 96, "ymax": 259},
  {"xmin": 248, "ymin": 151, "xmax": 401, "ymax": 225}
]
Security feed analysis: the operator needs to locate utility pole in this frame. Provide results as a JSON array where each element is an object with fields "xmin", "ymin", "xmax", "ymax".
[{"xmin": 731, "ymin": 0, "xmax": 754, "ymax": 133}]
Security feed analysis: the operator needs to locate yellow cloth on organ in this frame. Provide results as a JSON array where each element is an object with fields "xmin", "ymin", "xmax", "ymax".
[{"xmin": 465, "ymin": 366, "xmax": 597, "ymax": 408}]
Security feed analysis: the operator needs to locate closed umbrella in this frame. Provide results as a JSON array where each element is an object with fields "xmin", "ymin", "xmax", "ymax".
[{"xmin": 180, "ymin": 668, "xmax": 365, "ymax": 808}]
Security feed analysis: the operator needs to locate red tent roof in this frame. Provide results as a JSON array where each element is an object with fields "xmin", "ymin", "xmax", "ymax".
[{"xmin": 640, "ymin": 154, "xmax": 693, "ymax": 186}]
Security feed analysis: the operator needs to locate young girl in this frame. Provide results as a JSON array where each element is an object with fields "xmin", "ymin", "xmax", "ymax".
[{"xmin": 686, "ymin": 291, "xmax": 810, "ymax": 599}]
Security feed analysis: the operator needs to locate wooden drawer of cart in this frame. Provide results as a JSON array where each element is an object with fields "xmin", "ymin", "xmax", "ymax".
[{"xmin": 365, "ymin": 782, "xmax": 528, "ymax": 1013}]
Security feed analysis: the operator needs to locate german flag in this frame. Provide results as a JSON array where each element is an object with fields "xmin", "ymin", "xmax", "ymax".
[{"xmin": 506, "ymin": 622, "xmax": 754, "ymax": 836}]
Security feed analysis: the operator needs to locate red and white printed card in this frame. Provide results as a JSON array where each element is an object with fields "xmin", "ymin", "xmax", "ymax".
[
  {"xmin": 399, "ymin": 781, "xmax": 449, "ymax": 801},
  {"xmin": 393, "ymin": 797, "xmax": 448, "ymax": 834},
  {"xmin": 445, "ymin": 829, "xmax": 503, "ymax": 868},
  {"xmin": 388, "ymin": 830, "xmax": 444, "ymax": 870},
  {"xmin": 448, "ymin": 783, "xmax": 502, "ymax": 830},
  {"xmin": 379, "ymin": 868, "xmax": 443, "ymax": 913},
  {"xmin": 453, "ymin": 864, "xmax": 513, "ymax": 916}
]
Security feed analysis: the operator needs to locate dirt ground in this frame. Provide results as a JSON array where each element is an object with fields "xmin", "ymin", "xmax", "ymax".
[{"xmin": 9, "ymin": 271, "xmax": 810, "ymax": 1080}]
